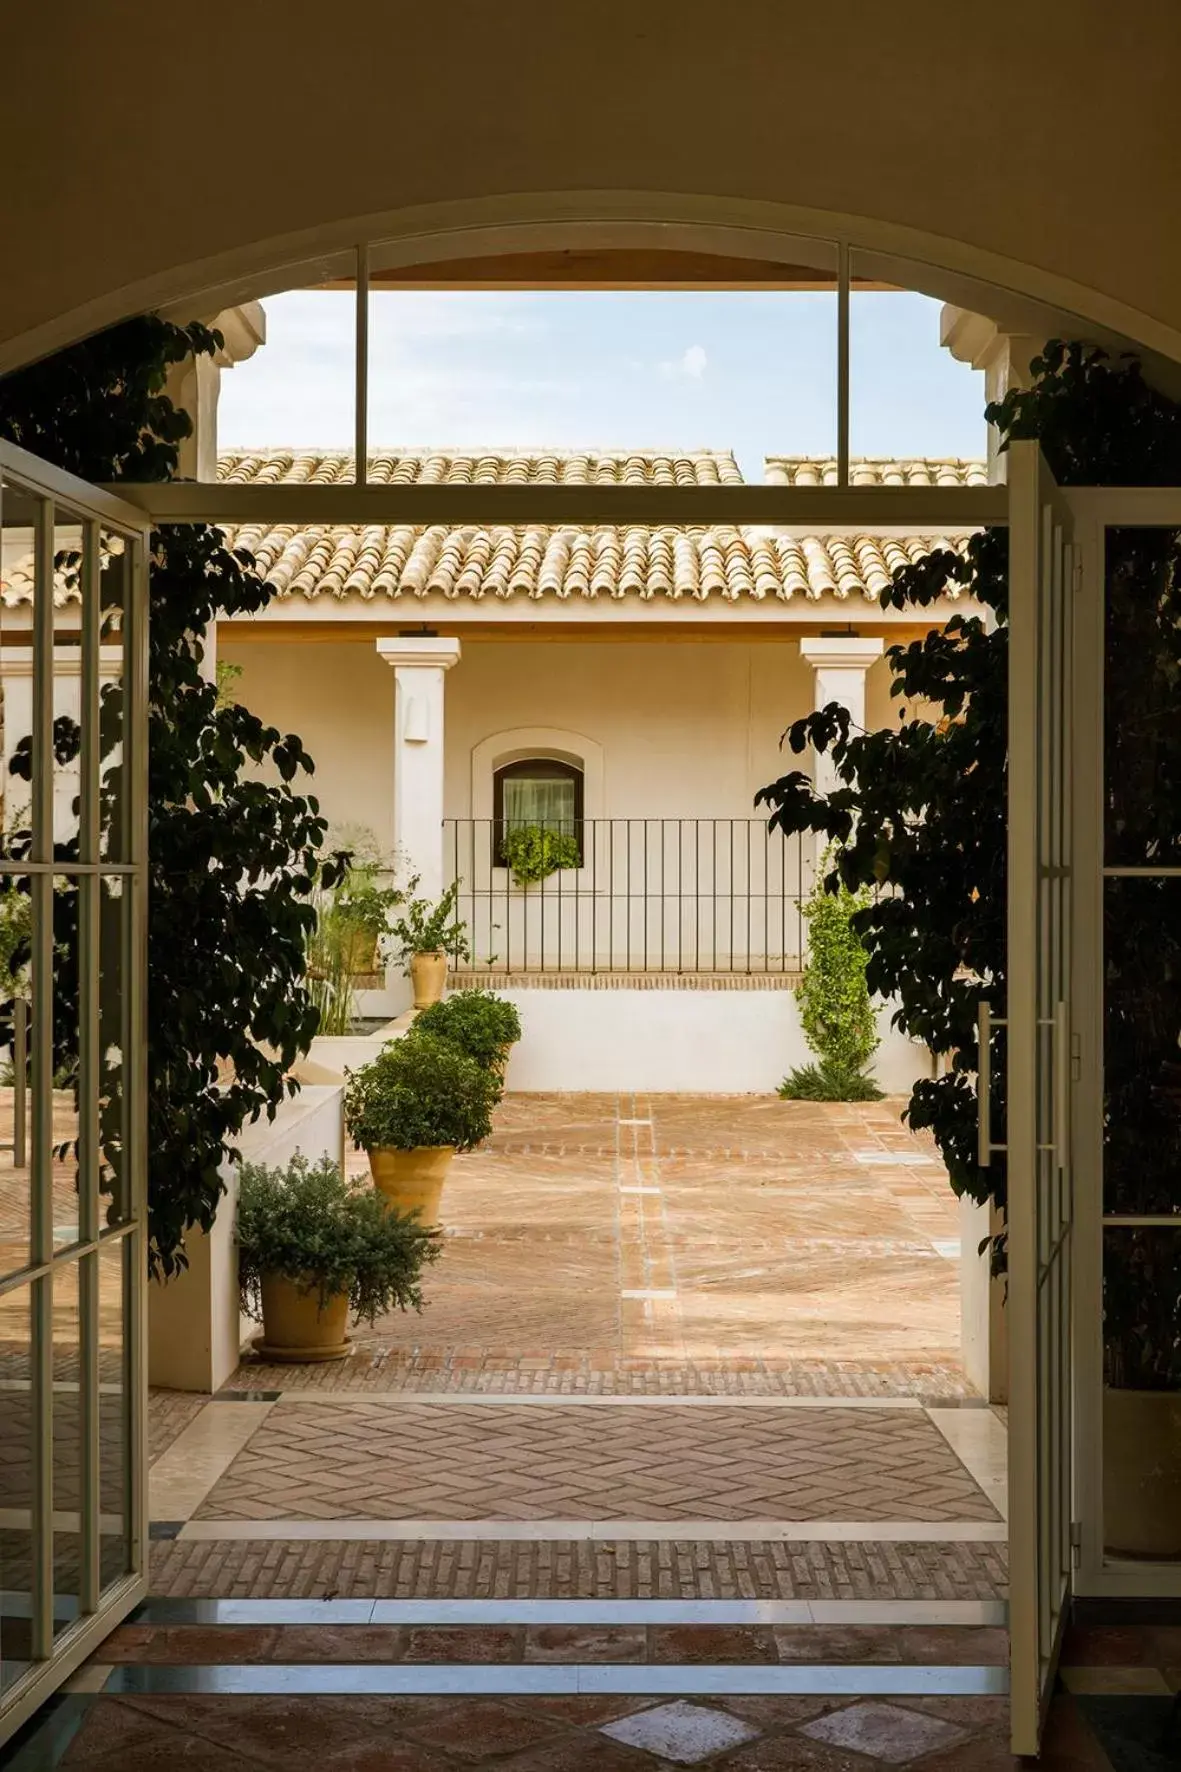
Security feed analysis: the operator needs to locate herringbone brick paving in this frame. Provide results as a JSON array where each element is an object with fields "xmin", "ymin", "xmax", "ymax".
[
  {"xmin": 194, "ymin": 1403, "xmax": 1000, "ymax": 1523},
  {"xmin": 149, "ymin": 1535, "xmax": 1009, "ymax": 1600}
]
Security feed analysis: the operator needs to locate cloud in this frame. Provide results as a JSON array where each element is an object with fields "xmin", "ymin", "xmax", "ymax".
[{"xmin": 659, "ymin": 343, "xmax": 708, "ymax": 381}]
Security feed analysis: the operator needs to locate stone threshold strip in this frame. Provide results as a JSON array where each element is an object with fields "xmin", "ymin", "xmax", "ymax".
[
  {"xmin": 168, "ymin": 1518, "xmax": 1009, "ymax": 1544},
  {"xmin": 126, "ymin": 1597, "xmax": 1010, "ymax": 1624},
  {"xmin": 86, "ymin": 1663, "xmax": 1011, "ymax": 1697}
]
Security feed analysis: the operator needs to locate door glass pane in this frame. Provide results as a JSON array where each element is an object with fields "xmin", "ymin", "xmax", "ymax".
[
  {"xmin": 97, "ymin": 528, "xmax": 128, "ymax": 868},
  {"xmin": 1103, "ymin": 878, "xmax": 1181, "ymax": 1217},
  {"xmin": 50, "ymin": 879, "xmax": 80, "ymax": 1251},
  {"xmin": 1104, "ymin": 527, "xmax": 1181, "ymax": 867},
  {"xmin": 1103, "ymin": 1227, "xmax": 1181, "ymax": 1559},
  {"xmin": 51, "ymin": 1263, "xmax": 80, "ymax": 1634},
  {"xmin": 0, "ymin": 1283, "xmax": 32, "ymax": 1690},
  {"xmin": 98, "ymin": 1236, "xmax": 128, "ymax": 1589},
  {"xmin": 0, "ymin": 874, "xmax": 31, "ymax": 1278},
  {"xmin": 98, "ymin": 876, "xmax": 128, "ymax": 1229}
]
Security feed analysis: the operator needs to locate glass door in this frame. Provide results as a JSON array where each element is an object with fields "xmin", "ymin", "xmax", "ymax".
[
  {"xmin": 0, "ymin": 440, "xmax": 149, "ymax": 1746},
  {"xmin": 1005, "ymin": 442, "xmax": 1076, "ymax": 1757},
  {"xmin": 1070, "ymin": 489, "xmax": 1181, "ymax": 1602}
]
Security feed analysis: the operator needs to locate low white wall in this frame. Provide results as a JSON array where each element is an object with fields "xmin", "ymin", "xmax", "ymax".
[
  {"xmin": 501, "ymin": 989, "xmax": 932, "ymax": 1095},
  {"xmin": 148, "ymin": 1082, "xmax": 345, "ymax": 1394}
]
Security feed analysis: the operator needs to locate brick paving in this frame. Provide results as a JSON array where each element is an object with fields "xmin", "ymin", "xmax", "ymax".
[
  {"xmin": 149, "ymin": 1536, "xmax": 1009, "ymax": 1600},
  {"xmin": 221, "ymin": 1355, "xmax": 971, "ymax": 1396},
  {"xmin": 248, "ymin": 1091, "xmax": 969, "ymax": 1384},
  {"xmin": 194, "ymin": 1402, "xmax": 1000, "ymax": 1524}
]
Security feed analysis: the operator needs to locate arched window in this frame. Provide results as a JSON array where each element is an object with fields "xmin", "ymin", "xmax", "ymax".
[{"xmin": 493, "ymin": 756, "xmax": 584, "ymax": 865}]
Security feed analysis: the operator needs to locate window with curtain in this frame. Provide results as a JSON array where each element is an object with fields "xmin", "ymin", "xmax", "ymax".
[{"xmin": 493, "ymin": 758, "xmax": 584, "ymax": 864}]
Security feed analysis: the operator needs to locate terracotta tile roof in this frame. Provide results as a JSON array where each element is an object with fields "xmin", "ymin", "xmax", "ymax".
[
  {"xmin": 765, "ymin": 456, "xmax": 989, "ymax": 488},
  {"xmin": 218, "ymin": 448, "xmax": 744, "ymax": 486},
  {"xmin": 216, "ymin": 450, "xmax": 979, "ymax": 607},
  {"xmin": 0, "ymin": 453, "xmax": 983, "ymax": 607}
]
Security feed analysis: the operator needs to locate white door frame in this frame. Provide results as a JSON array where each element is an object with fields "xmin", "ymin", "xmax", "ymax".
[
  {"xmin": 0, "ymin": 439, "xmax": 151, "ymax": 1746},
  {"xmin": 1067, "ymin": 484, "xmax": 1181, "ymax": 1601}
]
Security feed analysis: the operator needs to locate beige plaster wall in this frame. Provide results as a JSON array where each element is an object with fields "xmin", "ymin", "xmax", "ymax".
[
  {"xmin": 219, "ymin": 636, "xmax": 821, "ymax": 836},
  {"xmin": 4, "ymin": 2, "xmax": 1181, "ymax": 368}
]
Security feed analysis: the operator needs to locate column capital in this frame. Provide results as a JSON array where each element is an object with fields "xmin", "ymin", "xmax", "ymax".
[
  {"xmin": 798, "ymin": 636, "xmax": 883, "ymax": 672},
  {"xmin": 376, "ymin": 636, "xmax": 461, "ymax": 672}
]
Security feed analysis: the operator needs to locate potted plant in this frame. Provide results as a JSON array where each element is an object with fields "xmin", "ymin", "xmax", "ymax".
[
  {"xmin": 412, "ymin": 988, "xmax": 522, "ymax": 1093},
  {"xmin": 343, "ymin": 1031, "xmax": 498, "ymax": 1222},
  {"xmin": 501, "ymin": 824, "xmax": 581, "ymax": 888},
  {"xmin": 387, "ymin": 877, "xmax": 472, "ymax": 1008},
  {"xmin": 237, "ymin": 1151, "xmax": 439, "ymax": 1362}
]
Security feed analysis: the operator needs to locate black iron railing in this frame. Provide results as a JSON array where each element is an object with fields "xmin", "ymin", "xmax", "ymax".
[{"xmin": 443, "ymin": 818, "xmax": 812, "ymax": 975}]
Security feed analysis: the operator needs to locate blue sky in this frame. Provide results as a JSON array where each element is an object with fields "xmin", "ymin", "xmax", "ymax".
[{"xmin": 217, "ymin": 289, "xmax": 986, "ymax": 475}]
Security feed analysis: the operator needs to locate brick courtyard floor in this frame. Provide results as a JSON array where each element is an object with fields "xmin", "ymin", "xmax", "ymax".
[
  {"xmin": 141, "ymin": 1095, "xmax": 1002, "ymax": 1607},
  {"xmin": 228, "ymin": 1092, "xmax": 966, "ymax": 1394}
]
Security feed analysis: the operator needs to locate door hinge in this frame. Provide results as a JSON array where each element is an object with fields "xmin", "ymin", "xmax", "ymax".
[
  {"xmin": 1072, "ymin": 557, "xmax": 1084, "ymax": 595},
  {"xmin": 1071, "ymin": 1032, "xmax": 1082, "ymax": 1083},
  {"xmin": 1070, "ymin": 1520, "xmax": 1083, "ymax": 1566}
]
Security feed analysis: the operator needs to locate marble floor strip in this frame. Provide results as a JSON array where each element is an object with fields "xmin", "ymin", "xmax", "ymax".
[
  {"xmin": 149, "ymin": 1399, "xmax": 274, "ymax": 1522},
  {"xmin": 176, "ymin": 1516, "xmax": 1009, "ymax": 1544},
  {"xmin": 129, "ymin": 1596, "xmax": 1009, "ymax": 1627},
  {"xmin": 100, "ymin": 1660, "xmax": 1011, "ymax": 1697},
  {"xmin": 927, "ymin": 1405, "xmax": 1010, "ymax": 1521}
]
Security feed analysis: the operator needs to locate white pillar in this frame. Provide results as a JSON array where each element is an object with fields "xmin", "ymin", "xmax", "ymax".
[
  {"xmin": 376, "ymin": 636, "xmax": 461, "ymax": 900},
  {"xmin": 797, "ymin": 636, "xmax": 884, "ymax": 801}
]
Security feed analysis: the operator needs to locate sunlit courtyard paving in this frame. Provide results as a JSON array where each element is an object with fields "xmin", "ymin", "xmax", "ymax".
[{"xmin": 322, "ymin": 1091, "xmax": 966, "ymax": 1389}]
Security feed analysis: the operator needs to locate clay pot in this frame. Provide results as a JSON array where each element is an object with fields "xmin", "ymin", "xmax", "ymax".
[
  {"xmin": 409, "ymin": 950, "xmax": 448, "ymax": 1008},
  {"xmin": 255, "ymin": 1273, "xmax": 350, "ymax": 1363},
  {"xmin": 368, "ymin": 1144, "xmax": 454, "ymax": 1224},
  {"xmin": 1104, "ymin": 1387, "xmax": 1181, "ymax": 1558}
]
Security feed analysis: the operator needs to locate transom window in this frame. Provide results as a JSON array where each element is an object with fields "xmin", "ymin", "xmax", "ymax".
[{"xmin": 493, "ymin": 757, "xmax": 584, "ymax": 865}]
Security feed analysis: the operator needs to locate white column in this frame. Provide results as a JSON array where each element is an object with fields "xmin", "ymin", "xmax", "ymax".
[
  {"xmin": 376, "ymin": 636, "xmax": 461, "ymax": 900},
  {"xmin": 797, "ymin": 636, "xmax": 884, "ymax": 801}
]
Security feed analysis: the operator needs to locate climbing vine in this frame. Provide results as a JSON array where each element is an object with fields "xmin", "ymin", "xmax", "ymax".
[{"xmin": 781, "ymin": 858, "xmax": 881, "ymax": 1101}]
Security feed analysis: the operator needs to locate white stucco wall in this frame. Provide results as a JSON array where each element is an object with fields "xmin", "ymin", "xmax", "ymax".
[
  {"xmin": 218, "ymin": 634, "xmax": 901, "ymax": 839},
  {"xmin": 499, "ymin": 989, "xmax": 931, "ymax": 1095}
]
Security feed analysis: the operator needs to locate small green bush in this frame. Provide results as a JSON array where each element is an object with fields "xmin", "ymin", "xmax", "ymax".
[
  {"xmin": 780, "ymin": 856, "xmax": 883, "ymax": 1103},
  {"xmin": 236, "ymin": 1151, "xmax": 439, "ymax": 1321},
  {"xmin": 343, "ymin": 1032, "xmax": 498, "ymax": 1152},
  {"xmin": 501, "ymin": 825, "xmax": 581, "ymax": 886},
  {"xmin": 412, "ymin": 989, "xmax": 522, "ymax": 1072},
  {"xmin": 386, "ymin": 878, "xmax": 472, "ymax": 966}
]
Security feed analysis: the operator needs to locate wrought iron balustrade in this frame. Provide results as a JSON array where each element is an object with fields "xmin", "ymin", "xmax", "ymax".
[{"xmin": 442, "ymin": 818, "xmax": 811, "ymax": 975}]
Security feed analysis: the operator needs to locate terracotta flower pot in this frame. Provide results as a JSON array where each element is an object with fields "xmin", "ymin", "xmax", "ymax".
[
  {"xmin": 1104, "ymin": 1386, "xmax": 1181, "ymax": 1558},
  {"xmin": 255, "ymin": 1272, "xmax": 351, "ymax": 1363},
  {"xmin": 409, "ymin": 950, "xmax": 448, "ymax": 1008},
  {"xmin": 368, "ymin": 1144, "xmax": 455, "ymax": 1224}
]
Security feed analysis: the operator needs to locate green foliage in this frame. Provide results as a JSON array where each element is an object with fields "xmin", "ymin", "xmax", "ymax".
[
  {"xmin": 0, "ymin": 315, "xmax": 340, "ymax": 1276},
  {"xmin": 386, "ymin": 878, "xmax": 472, "ymax": 966},
  {"xmin": 343, "ymin": 1032, "xmax": 497, "ymax": 1152},
  {"xmin": 756, "ymin": 340, "xmax": 1181, "ymax": 1385},
  {"xmin": 236, "ymin": 1150, "xmax": 439, "ymax": 1323},
  {"xmin": 215, "ymin": 659, "xmax": 244, "ymax": 710},
  {"xmin": 779, "ymin": 1062, "xmax": 883, "ymax": 1103},
  {"xmin": 306, "ymin": 848, "xmax": 405, "ymax": 1036},
  {"xmin": 501, "ymin": 824, "xmax": 581, "ymax": 885},
  {"xmin": 413, "ymin": 989, "xmax": 522, "ymax": 1074},
  {"xmin": 781, "ymin": 859, "xmax": 881, "ymax": 1101},
  {"xmin": 0, "ymin": 875, "xmax": 30, "ymax": 991}
]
